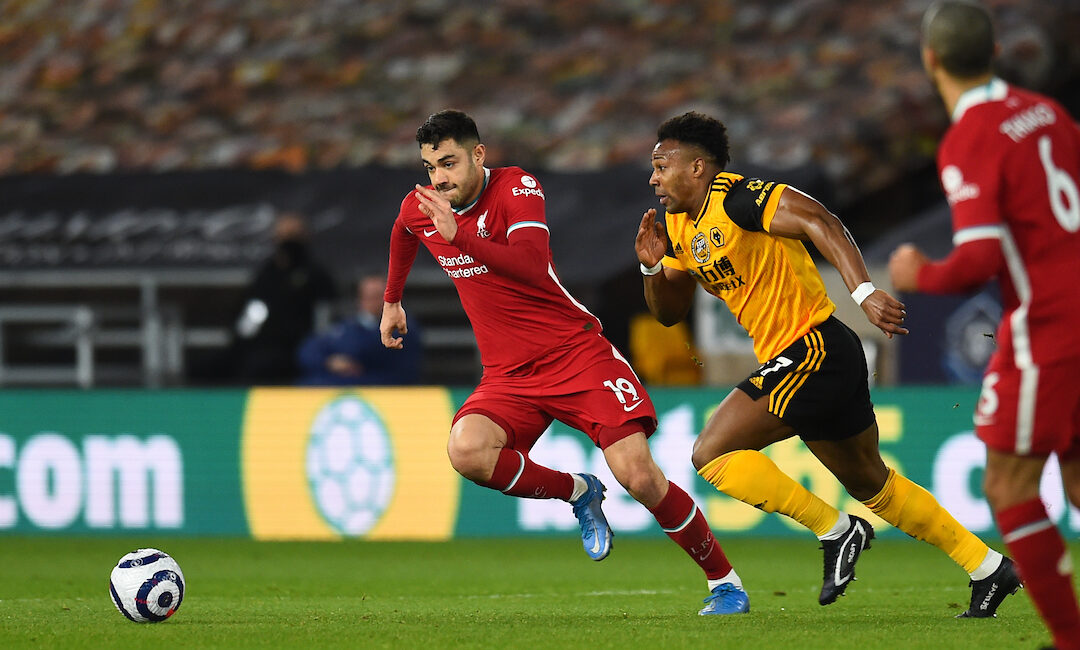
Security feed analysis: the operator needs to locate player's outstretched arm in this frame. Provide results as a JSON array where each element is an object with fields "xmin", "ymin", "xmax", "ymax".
[
  {"xmin": 890, "ymin": 239, "xmax": 1003, "ymax": 295},
  {"xmin": 636, "ymin": 208, "xmax": 696, "ymax": 326},
  {"xmin": 380, "ymin": 302, "xmax": 409, "ymax": 350},
  {"xmin": 768, "ymin": 189, "xmax": 908, "ymax": 339}
]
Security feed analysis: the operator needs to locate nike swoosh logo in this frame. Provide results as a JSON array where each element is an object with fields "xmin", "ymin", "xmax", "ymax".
[
  {"xmin": 697, "ymin": 545, "xmax": 714, "ymax": 562},
  {"xmin": 423, "ymin": 229, "xmax": 438, "ymax": 237},
  {"xmin": 623, "ymin": 400, "xmax": 644, "ymax": 412}
]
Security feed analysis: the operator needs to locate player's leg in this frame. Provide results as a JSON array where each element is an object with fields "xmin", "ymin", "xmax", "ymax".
[
  {"xmin": 450, "ymin": 402, "xmax": 612, "ymax": 560},
  {"xmin": 448, "ymin": 410, "xmax": 574, "ymax": 501},
  {"xmin": 1060, "ymin": 450, "xmax": 1080, "ymax": 649},
  {"xmin": 805, "ymin": 423, "xmax": 1015, "ymax": 614},
  {"xmin": 987, "ymin": 447, "xmax": 1080, "ymax": 647},
  {"xmin": 987, "ymin": 449, "xmax": 1078, "ymax": 646},
  {"xmin": 694, "ymin": 388, "xmax": 848, "ymax": 540},
  {"xmin": 602, "ymin": 429, "xmax": 748, "ymax": 615},
  {"xmin": 807, "ymin": 424, "xmax": 998, "ymax": 573},
  {"xmin": 693, "ymin": 390, "xmax": 874, "ymax": 606},
  {"xmin": 548, "ymin": 331, "xmax": 744, "ymax": 607},
  {"xmin": 694, "ymin": 321, "xmax": 857, "ymax": 545},
  {"xmin": 978, "ymin": 356, "xmax": 1080, "ymax": 637}
]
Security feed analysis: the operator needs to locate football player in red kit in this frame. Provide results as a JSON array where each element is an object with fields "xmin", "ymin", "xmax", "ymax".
[
  {"xmin": 380, "ymin": 109, "xmax": 748, "ymax": 614},
  {"xmin": 890, "ymin": 2, "xmax": 1080, "ymax": 647}
]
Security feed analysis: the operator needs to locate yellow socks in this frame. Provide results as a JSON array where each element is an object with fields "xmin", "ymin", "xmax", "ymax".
[
  {"xmin": 699, "ymin": 451, "xmax": 992, "ymax": 575},
  {"xmin": 862, "ymin": 469, "xmax": 989, "ymax": 574},
  {"xmin": 698, "ymin": 450, "xmax": 840, "ymax": 537}
]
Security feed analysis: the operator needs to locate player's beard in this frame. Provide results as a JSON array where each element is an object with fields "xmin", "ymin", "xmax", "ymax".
[{"xmin": 444, "ymin": 165, "xmax": 483, "ymax": 209}]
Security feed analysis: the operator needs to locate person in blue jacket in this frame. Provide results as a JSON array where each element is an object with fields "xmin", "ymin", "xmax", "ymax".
[{"xmin": 297, "ymin": 273, "xmax": 422, "ymax": 385}]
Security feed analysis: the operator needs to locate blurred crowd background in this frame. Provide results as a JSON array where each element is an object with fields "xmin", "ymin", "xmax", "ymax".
[
  {"xmin": 1, "ymin": 0, "xmax": 1078, "ymax": 388},
  {"xmin": 4, "ymin": 0, "xmax": 1077, "ymax": 199}
]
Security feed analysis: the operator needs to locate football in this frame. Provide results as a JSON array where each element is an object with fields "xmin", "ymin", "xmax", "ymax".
[{"xmin": 108, "ymin": 548, "xmax": 185, "ymax": 623}]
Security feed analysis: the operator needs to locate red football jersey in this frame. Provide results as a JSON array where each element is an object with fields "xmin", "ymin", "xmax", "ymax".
[
  {"xmin": 387, "ymin": 166, "xmax": 602, "ymax": 373},
  {"xmin": 939, "ymin": 79, "xmax": 1080, "ymax": 368}
]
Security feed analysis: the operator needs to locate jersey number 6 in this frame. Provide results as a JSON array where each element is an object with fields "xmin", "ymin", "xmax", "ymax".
[{"xmin": 1038, "ymin": 135, "xmax": 1080, "ymax": 233}]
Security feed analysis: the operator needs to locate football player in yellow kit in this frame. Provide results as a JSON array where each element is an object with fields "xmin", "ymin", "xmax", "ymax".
[{"xmin": 635, "ymin": 111, "xmax": 1020, "ymax": 616}]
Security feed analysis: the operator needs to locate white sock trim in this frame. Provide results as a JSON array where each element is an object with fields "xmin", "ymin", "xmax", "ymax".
[
  {"xmin": 661, "ymin": 504, "xmax": 698, "ymax": 534},
  {"xmin": 1002, "ymin": 519, "xmax": 1054, "ymax": 544},
  {"xmin": 501, "ymin": 450, "xmax": 526, "ymax": 493},
  {"xmin": 569, "ymin": 473, "xmax": 588, "ymax": 502},
  {"xmin": 708, "ymin": 569, "xmax": 743, "ymax": 591},
  {"xmin": 817, "ymin": 512, "xmax": 852, "ymax": 541},
  {"xmin": 969, "ymin": 548, "xmax": 1004, "ymax": 581}
]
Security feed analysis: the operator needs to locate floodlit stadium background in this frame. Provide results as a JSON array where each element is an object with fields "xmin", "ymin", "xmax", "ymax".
[{"xmin": 1, "ymin": 0, "xmax": 1078, "ymax": 540}]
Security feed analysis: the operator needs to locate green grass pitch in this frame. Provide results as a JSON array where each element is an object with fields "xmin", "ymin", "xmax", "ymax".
[{"xmin": 0, "ymin": 536, "xmax": 1072, "ymax": 649}]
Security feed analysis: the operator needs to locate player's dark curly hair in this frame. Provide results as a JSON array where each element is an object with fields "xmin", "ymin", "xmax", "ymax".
[
  {"xmin": 656, "ymin": 112, "xmax": 730, "ymax": 169},
  {"xmin": 416, "ymin": 110, "xmax": 481, "ymax": 148}
]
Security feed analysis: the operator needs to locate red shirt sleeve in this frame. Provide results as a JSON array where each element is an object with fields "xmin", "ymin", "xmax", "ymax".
[
  {"xmin": 451, "ymin": 175, "xmax": 551, "ymax": 285},
  {"xmin": 452, "ymin": 226, "xmax": 550, "ymax": 285},
  {"xmin": 917, "ymin": 118, "xmax": 1010, "ymax": 294},
  {"xmin": 916, "ymin": 237, "xmax": 1004, "ymax": 294},
  {"xmin": 384, "ymin": 207, "xmax": 419, "ymax": 304}
]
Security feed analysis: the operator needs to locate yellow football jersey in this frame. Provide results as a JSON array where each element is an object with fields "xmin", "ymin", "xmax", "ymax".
[{"xmin": 661, "ymin": 172, "xmax": 835, "ymax": 362}]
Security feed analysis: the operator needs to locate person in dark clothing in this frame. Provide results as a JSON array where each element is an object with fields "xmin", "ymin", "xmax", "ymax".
[
  {"xmin": 297, "ymin": 273, "xmax": 422, "ymax": 386},
  {"xmin": 229, "ymin": 212, "xmax": 338, "ymax": 384}
]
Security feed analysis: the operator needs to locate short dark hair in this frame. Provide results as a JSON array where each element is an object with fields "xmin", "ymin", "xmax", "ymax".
[
  {"xmin": 922, "ymin": 1, "xmax": 995, "ymax": 79},
  {"xmin": 416, "ymin": 110, "xmax": 481, "ymax": 148},
  {"xmin": 657, "ymin": 112, "xmax": 730, "ymax": 170}
]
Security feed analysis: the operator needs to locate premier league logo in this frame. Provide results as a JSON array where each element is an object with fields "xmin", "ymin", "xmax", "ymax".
[{"xmin": 691, "ymin": 232, "xmax": 710, "ymax": 263}]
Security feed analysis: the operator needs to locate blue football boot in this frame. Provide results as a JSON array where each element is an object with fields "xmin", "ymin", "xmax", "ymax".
[
  {"xmin": 570, "ymin": 473, "xmax": 612, "ymax": 561},
  {"xmin": 698, "ymin": 583, "xmax": 751, "ymax": 615}
]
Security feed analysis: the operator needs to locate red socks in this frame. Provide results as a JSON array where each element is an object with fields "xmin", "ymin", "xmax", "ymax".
[
  {"xmin": 649, "ymin": 481, "xmax": 732, "ymax": 580},
  {"xmin": 997, "ymin": 498, "xmax": 1080, "ymax": 650},
  {"xmin": 480, "ymin": 448, "xmax": 574, "ymax": 500}
]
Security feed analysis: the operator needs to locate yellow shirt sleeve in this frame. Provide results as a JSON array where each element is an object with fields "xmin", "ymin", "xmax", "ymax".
[
  {"xmin": 759, "ymin": 183, "xmax": 788, "ymax": 233},
  {"xmin": 660, "ymin": 254, "xmax": 685, "ymax": 271}
]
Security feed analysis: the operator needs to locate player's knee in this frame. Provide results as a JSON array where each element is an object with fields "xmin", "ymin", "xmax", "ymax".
[
  {"xmin": 614, "ymin": 466, "xmax": 667, "ymax": 507},
  {"xmin": 691, "ymin": 438, "xmax": 729, "ymax": 471},
  {"xmin": 446, "ymin": 437, "xmax": 494, "ymax": 482}
]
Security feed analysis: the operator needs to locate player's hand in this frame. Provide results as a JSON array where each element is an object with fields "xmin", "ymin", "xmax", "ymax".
[
  {"xmin": 635, "ymin": 208, "xmax": 667, "ymax": 269},
  {"xmin": 888, "ymin": 244, "xmax": 928, "ymax": 292},
  {"xmin": 414, "ymin": 184, "xmax": 458, "ymax": 242},
  {"xmin": 380, "ymin": 301, "xmax": 409, "ymax": 350},
  {"xmin": 860, "ymin": 290, "xmax": 908, "ymax": 339}
]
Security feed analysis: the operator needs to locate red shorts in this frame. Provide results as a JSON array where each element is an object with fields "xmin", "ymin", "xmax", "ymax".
[
  {"xmin": 454, "ymin": 330, "xmax": 658, "ymax": 451},
  {"xmin": 975, "ymin": 352, "xmax": 1080, "ymax": 458}
]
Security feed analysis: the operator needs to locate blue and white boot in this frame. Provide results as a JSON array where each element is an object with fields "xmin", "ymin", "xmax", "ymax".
[
  {"xmin": 698, "ymin": 583, "xmax": 751, "ymax": 615},
  {"xmin": 570, "ymin": 473, "xmax": 612, "ymax": 561}
]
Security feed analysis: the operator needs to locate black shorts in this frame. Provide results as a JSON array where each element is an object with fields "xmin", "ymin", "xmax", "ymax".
[{"xmin": 737, "ymin": 316, "xmax": 875, "ymax": 441}]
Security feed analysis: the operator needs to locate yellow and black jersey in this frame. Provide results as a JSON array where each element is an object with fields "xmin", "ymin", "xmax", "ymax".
[{"xmin": 661, "ymin": 172, "xmax": 835, "ymax": 362}]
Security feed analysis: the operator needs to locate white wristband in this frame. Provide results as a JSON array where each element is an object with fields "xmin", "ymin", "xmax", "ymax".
[
  {"xmin": 851, "ymin": 281, "xmax": 876, "ymax": 306},
  {"xmin": 640, "ymin": 261, "xmax": 663, "ymax": 276}
]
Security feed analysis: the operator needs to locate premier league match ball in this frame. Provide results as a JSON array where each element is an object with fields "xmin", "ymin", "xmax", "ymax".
[{"xmin": 108, "ymin": 548, "xmax": 185, "ymax": 623}]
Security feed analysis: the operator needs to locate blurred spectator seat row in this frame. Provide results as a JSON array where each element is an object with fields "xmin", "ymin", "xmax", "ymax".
[
  {"xmin": 2, "ymin": 1, "xmax": 1075, "ymax": 213},
  {"xmin": 0, "ymin": 268, "xmax": 246, "ymax": 387}
]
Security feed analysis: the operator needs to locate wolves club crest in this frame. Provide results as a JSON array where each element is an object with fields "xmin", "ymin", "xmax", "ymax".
[{"xmin": 710, "ymin": 227, "xmax": 725, "ymax": 248}]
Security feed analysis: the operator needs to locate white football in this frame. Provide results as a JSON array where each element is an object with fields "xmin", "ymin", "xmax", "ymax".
[{"xmin": 109, "ymin": 548, "xmax": 185, "ymax": 623}]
